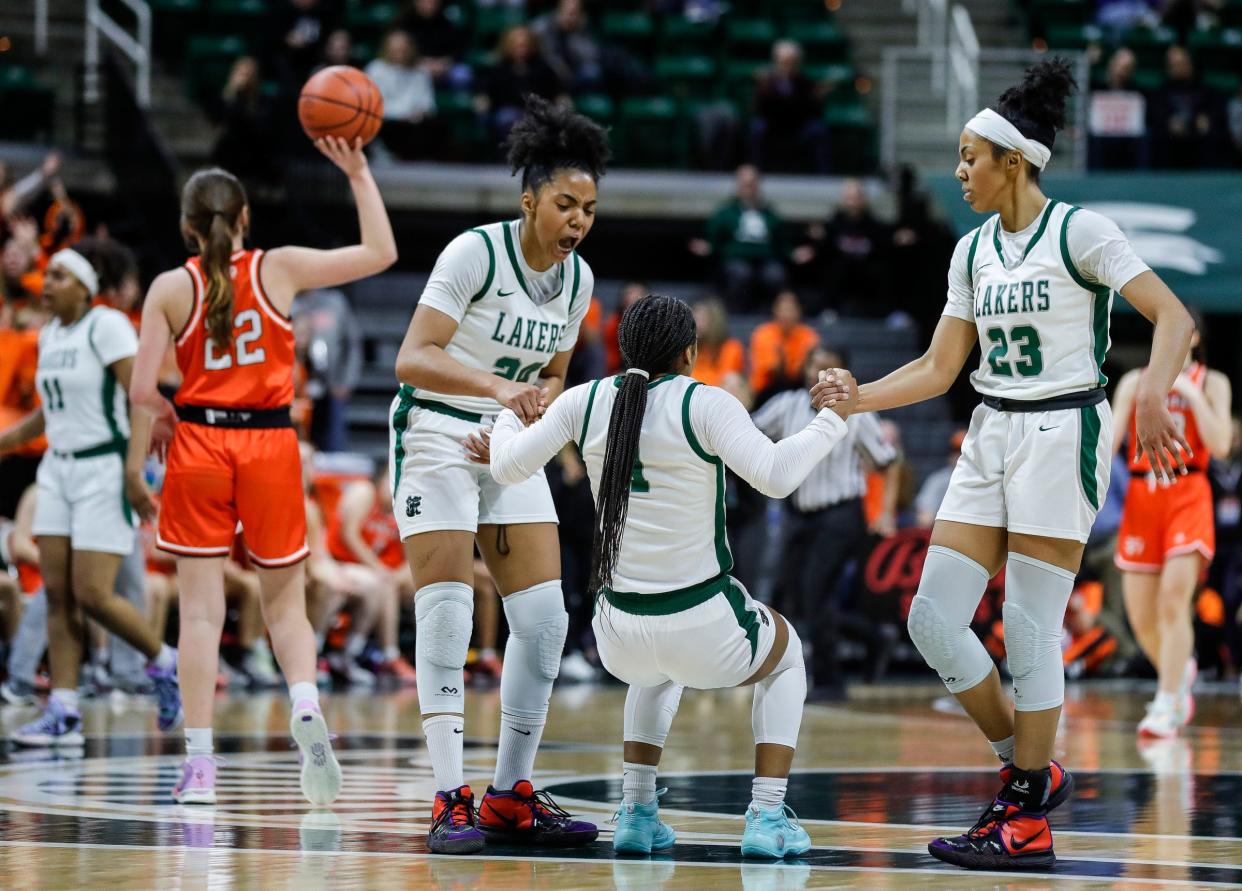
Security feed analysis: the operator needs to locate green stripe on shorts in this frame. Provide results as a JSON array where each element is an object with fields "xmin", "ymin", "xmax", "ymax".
[
  {"xmin": 723, "ymin": 579, "xmax": 760, "ymax": 665},
  {"xmin": 1078, "ymin": 404, "xmax": 1102, "ymax": 510}
]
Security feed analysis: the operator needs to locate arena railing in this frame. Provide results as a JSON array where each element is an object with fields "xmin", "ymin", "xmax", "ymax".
[{"xmin": 84, "ymin": 0, "xmax": 151, "ymax": 109}]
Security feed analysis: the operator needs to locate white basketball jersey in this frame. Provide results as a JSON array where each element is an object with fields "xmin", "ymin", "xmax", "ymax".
[
  {"xmin": 413, "ymin": 220, "xmax": 592, "ymax": 417},
  {"xmin": 35, "ymin": 306, "xmax": 136, "ymax": 452},
  {"xmin": 578, "ymin": 374, "xmax": 731, "ymax": 594},
  {"xmin": 963, "ymin": 201, "xmax": 1112, "ymax": 400}
]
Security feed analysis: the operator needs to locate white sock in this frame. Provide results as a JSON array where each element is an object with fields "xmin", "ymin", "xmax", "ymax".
[
  {"xmin": 990, "ymin": 735, "xmax": 1016, "ymax": 764},
  {"xmin": 622, "ymin": 761, "xmax": 658, "ymax": 806},
  {"xmin": 423, "ymin": 714, "xmax": 465, "ymax": 792},
  {"xmin": 346, "ymin": 634, "xmax": 368, "ymax": 659},
  {"xmin": 494, "ymin": 711, "xmax": 545, "ymax": 790},
  {"xmin": 480, "ymin": 648, "xmax": 497, "ymax": 661},
  {"xmin": 251, "ymin": 639, "xmax": 271, "ymax": 656},
  {"xmin": 185, "ymin": 727, "xmax": 214, "ymax": 757},
  {"xmin": 51, "ymin": 688, "xmax": 79, "ymax": 712},
  {"xmin": 383, "ymin": 646, "xmax": 400, "ymax": 662},
  {"xmin": 1154, "ymin": 690, "xmax": 1177, "ymax": 711},
  {"xmin": 153, "ymin": 643, "xmax": 176, "ymax": 672},
  {"xmin": 289, "ymin": 682, "xmax": 319, "ymax": 706},
  {"xmin": 750, "ymin": 776, "xmax": 788, "ymax": 812}
]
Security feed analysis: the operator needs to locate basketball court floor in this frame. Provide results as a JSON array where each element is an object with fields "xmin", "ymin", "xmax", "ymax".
[{"xmin": 1, "ymin": 680, "xmax": 1239, "ymax": 889}]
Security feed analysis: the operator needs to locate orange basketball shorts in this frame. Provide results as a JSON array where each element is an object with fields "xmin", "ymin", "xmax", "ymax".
[
  {"xmin": 1115, "ymin": 471, "xmax": 1214, "ymax": 573},
  {"xmin": 157, "ymin": 423, "xmax": 308, "ymax": 567}
]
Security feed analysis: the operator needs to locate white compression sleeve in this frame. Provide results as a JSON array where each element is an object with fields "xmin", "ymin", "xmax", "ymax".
[
  {"xmin": 691, "ymin": 385, "xmax": 848, "ymax": 498},
  {"xmin": 1003, "ymin": 553, "xmax": 1075, "ymax": 712},
  {"xmin": 906, "ymin": 546, "xmax": 995, "ymax": 695},
  {"xmin": 752, "ymin": 619, "xmax": 806, "ymax": 749},
  {"xmin": 489, "ymin": 386, "xmax": 584, "ymax": 485},
  {"xmin": 623, "ymin": 681, "xmax": 684, "ymax": 747}
]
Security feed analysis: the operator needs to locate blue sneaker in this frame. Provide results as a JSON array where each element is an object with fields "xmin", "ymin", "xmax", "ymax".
[
  {"xmin": 613, "ymin": 793, "xmax": 676, "ymax": 855},
  {"xmin": 147, "ymin": 650, "xmax": 182, "ymax": 732},
  {"xmin": 740, "ymin": 803, "xmax": 812, "ymax": 859},
  {"xmin": 11, "ymin": 698, "xmax": 84, "ymax": 747}
]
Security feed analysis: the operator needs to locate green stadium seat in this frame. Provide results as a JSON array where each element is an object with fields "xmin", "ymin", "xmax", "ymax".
[
  {"xmin": 344, "ymin": 2, "xmax": 399, "ymax": 44},
  {"xmin": 1121, "ymin": 25, "xmax": 1178, "ymax": 70},
  {"xmin": 725, "ymin": 18, "xmax": 780, "ymax": 61},
  {"xmin": 785, "ymin": 20, "xmax": 848, "ymax": 63},
  {"xmin": 184, "ymin": 34, "xmax": 249, "ymax": 102},
  {"xmin": 824, "ymin": 101, "xmax": 877, "ymax": 174},
  {"xmin": 1203, "ymin": 69, "xmax": 1241, "ymax": 94},
  {"xmin": 1029, "ymin": 0, "xmax": 1092, "ymax": 30},
  {"xmin": 574, "ymin": 92, "xmax": 615, "ymax": 125},
  {"xmin": 804, "ymin": 62, "xmax": 854, "ymax": 90},
  {"xmin": 615, "ymin": 96, "xmax": 688, "ymax": 168},
  {"xmin": 149, "ymin": 0, "xmax": 205, "ymax": 62},
  {"xmin": 723, "ymin": 58, "xmax": 766, "ymax": 106},
  {"xmin": 654, "ymin": 55, "xmax": 718, "ymax": 100},
  {"xmin": 210, "ymin": 0, "xmax": 268, "ymax": 37},
  {"xmin": 1131, "ymin": 67, "xmax": 1165, "ymax": 92},
  {"xmin": 601, "ymin": 12, "xmax": 656, "ymax": 58},
  {"xmin": 1222, "ymin": 0, "xmax": 1242, "ymax": 27},
  {"xmin": 0, "ymin": 66, "xmax": 54, "ymax": 141},
  {"xmin": 472, "ymin": 6, "xmax": 524, "ymax": 49},
  {"xmin": 1044, "ymin": 23, "xmax": 1103, "ymax": 50},
  {"xmin": 434, "ymin": 90, "xmax": 485, "ymax": 161},
  {"xmin": 660, "ymin": 16, "xmax": 718, "ymax": 56},
  {"xmin": 1188, "ymin": 28, "xmax": 1242, "ymax": 81},
  {"xmin": 779, "ymin": 1, "xmax": 837, "ymax": 24}
]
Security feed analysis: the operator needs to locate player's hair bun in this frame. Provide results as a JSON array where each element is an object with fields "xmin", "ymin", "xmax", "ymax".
[
  {"xmin": 505, "ymin": 95, "xmax": 610, "ymax": 190},
  {"xmin": 997, "ymin": 56, "xmax": 1077, "ymax": 147}
]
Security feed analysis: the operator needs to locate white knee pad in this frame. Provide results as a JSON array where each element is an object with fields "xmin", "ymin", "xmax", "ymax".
[
  {"xmin": 500, "ymin": 581, "xmax": 568, "ymax": 718},
  {"xmin": 624, "ymin": 680, "xmax": 684, "ymax": 747},
  {"xmin": 414, "ymin": 581, "xmax": 474, "ymax": 713},
  {"xmin": 1003, "ymin": 553, "xmax": 1075, "ymax": 712},
  {"xmin": 906, "ymin": 546, "xmax": 995, "ymax": 695},
  {"xmin": 752, "ymin": 619, "xmax": 806, "ymax": 748}
]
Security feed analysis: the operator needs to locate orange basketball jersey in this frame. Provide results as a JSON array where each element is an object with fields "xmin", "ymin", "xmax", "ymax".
[
  {"xmin": 1128, "ymin": 363, "xmax": 1210, "ymax": 474},
  {"xmin": 327, "ymin": 490, "xmax": 404, "ymax": 570},
  {"xmin": 175, "ymin": 249, "xmax": 295, "ymax": 409}
]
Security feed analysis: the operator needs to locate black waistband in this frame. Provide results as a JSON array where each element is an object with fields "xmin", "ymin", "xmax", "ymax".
[
  {"xmin": 1130, "ymin": 467, "xmax": 1205, "ymax": 478},
  {"xmin": 176, "ymin": 404, "xmax": 292, "ymax": 428},
  {"xmin": 788, "ymin": 496, "xmax": 862, "ymax": 516},
  {"xmin": 981, "ymin": 389, "xmax": 1106, "ymax": 413}
]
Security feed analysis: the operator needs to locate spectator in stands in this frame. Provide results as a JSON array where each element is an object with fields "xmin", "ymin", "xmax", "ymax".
[
  {"xmin": 532, "ymin": 0, "xmax": 603, "ymax": 94},
  {"xmin": 566, "ymin": 298, "xmax": 606, "ymax": 387},
  {"xmin": 750, "ymin": 40, "xmax": 829, "ymax": 173},
  {"xmin": 1095, "ymin": 0, "xmax": 1160, "ymax": 40},
  {"xmin": 603, "ymin": 281, "xmax": 646, "ymax": 373},
  {"xmin": 0, "ymin": 152, "xmax": 60, "ymax": 243},
  {"xmin": 690, "ymin": 165, "xmax": 804, "ymax": 313},
  {"xmin": 392, "ymin": 0, "xmax": 468, "ymax": 85},
  {"xmin": 914, "ymin": 428, "xmax": 965, "ymax": 527},
  {"xmin": 476, "ymin": 26, "xmax": 566, "ymax": 144},
  {"xmin": 747, "ymin": 289, "xmax": 818, "ymax": 403},
  {"xmin": 804, "ymin": 178, "xmax": 891, "ymax": 317},
  {"xmin": 1162, "ymin": 0, "xmax": 1223, "ymax": 41},
  {"xmin": 691, "ymin": 297, "xmax": 747, "ymax": 390},
  {"xmin": 866, "ymin": 419, "xmax": 916, "ymax": 533},
  {"xmin": 1150, "ymin": 45, "xmax": 1223, "ymax": 168},
  {"xmin": 269, "ymin": 0, "xmax": 337, "ymax": 88},
  {"xmin": 207, "ymin": 56, "xmax": 279, "ymax": 183},
  {"xmin": 317, "ymin": 29, "xmax": 353, "ymax": 70},
  {"xmin": 291, "ymin": 288, "xmax": 362, "ymax": 453},
  {"xmin": 366, "ymin": 30, "xmax": 440, "ymax": 161},
  {"xmin": 1, "ymin": 235, "xmax": 40, "ymax": 309},
  {"xmin": 1089, "ymin": 47, "xmax": 1150, "ymax": 169}
]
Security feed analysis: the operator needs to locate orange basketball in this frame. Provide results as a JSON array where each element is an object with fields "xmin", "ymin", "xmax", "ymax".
[{"xmin": 298, "ymin": 66, "xmax": 384, "ymax": 146}]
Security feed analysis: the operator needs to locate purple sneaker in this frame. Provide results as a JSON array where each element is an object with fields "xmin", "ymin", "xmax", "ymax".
[
  {"xmin": 147, "ymin": 651, "xmax": 183, "ymax": 732},
  {"xmin": 429, "ymin": 785, "xmax": 486, "ymax": 854},
  {"xmin": 290, "ymin": 699, "xmax": 341, "ymax": 806},
  {"xmin": 172, "ymin": 755, "xmax": 219, "ymax": 805},
  {"xmin": 10, "ymin": 698, "xmax": 84, "ymax": 747},
  {"xmin": 478, "ymin": 780, "xmax": 599, "ymax": 846}
]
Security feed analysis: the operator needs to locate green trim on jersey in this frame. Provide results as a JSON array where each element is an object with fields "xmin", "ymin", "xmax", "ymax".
[
  {"xmin": 411, "ymin": 394, "xmax": 483, "ymax": 423},
  {"xmin": 468, "ymin": 229, "xmax": 496, "ymax": 303},
  {"xmin": 965, "ymin": 226, "xmax": 983, "ymax": 291},
  {"xmin": 681, "ymin": 381, "xmax": 732, "ymax": 577},
  {"xmin": 1059, "ymin": 206, "xmax": 1113, "ymax": 388},
  {"xmin": 568, "ymin": 253, "xmax": 583, "ymax": 316},
  {"xmin": 611, "ymin": 373, "xmax": 678, "ymax": 390},
  {"xmin": 603, "ymin": 572, "xmax": 729, "ymax": 615},
  {"xmin": 391, "ymin": 385, "xmax": 417, "ymax": 496},
  {"xmin": 502, "ymin": 221, "xmax": 565, "ymax": 302},
  {"xmin": 723, "ymin": 578, "xmax": 760, "ymax": 664},
  {"xmin": 991, "ymin": 199, "xmax": 1058, "ymax": 269},
  {"xmin": 100, "ymin": 368, "xmax": 123, "ymax": 443},
  {"xmin": 577, "ymin": 378, "xmax": 602, "ymax": 452},
  {"xmin": 1078, "ymin": 403, "xmax": 1102, "ymax": 510}
]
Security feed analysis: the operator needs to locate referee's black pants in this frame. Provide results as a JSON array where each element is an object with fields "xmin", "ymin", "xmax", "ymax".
[{"xmin": 776, "ymin": 497, "xmax": 872, "ymax": 687}]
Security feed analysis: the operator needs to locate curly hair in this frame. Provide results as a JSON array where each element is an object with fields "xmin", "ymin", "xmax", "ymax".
[
  {"xmin": 992, "ymin": 57, "xmax": 1078, "ymax": 178},
  {"xmin": 505, "ymin": 95, "xmax": 610, "ymax": 194}
]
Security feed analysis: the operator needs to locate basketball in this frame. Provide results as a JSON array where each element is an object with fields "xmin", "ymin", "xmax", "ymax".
[{"xmin": 297, "ymin": 66, "xmax": 384, "ymax": 145}]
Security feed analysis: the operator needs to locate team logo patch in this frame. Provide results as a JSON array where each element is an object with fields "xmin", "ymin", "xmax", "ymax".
[
  {"xmin": 406, "ymin": 495, "xmax": 422, "ymax": 518},
  {"xmin": 1124, "ymin": 536, "xmax": 1145, "ymax": 556}
]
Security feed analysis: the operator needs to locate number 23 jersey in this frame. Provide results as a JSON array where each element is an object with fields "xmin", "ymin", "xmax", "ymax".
[
  {"xmin": 175, "ymin": 248, "xmax": 295, "ymax": 409},
  {"xmin": 413, "ymin": 220, "xmax": 594, "ymax": 417},
  {"xmin": 943, "ymin": 200, "xmax": 1150, "ymax": 401}
]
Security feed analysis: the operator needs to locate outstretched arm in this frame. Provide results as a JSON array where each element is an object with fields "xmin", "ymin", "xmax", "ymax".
[
  {"xmin": 490, "ymin": 386, "xmax": 584, "ymax": 485},
  {"xmin": 853, "ymin": 315, "xmax": 977, "ymax": 413}
]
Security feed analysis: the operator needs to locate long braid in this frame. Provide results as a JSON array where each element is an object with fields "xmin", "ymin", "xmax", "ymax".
[{"xmin": 589, "ymin": 295, "xmax": 698, "ymax": 598}]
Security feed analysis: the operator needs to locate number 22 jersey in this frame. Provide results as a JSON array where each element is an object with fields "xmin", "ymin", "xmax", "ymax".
[
  {"xmin": 943, "ymin": 200, "xmax": 1150, "ymax": 401},
  {"xmin": 412, "ymin": 220, "xmax": 594, "ymax": 417}
]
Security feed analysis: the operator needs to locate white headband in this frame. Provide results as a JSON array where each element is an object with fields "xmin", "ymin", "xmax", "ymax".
[
  {"xmin": 965, "ymin": 108, "xmax": 1052, "ymax": 171},
  {"xmin": 49, "ymin": 248, "xmax": 99, "ymax": 297},
  {"xmin": 625, "ymin": 368, "xmax": 650, "ymax": 379}
]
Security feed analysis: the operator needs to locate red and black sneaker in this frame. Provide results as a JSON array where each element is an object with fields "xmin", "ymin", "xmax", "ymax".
[
  {"xmin": 999, "ymin": 759, "xmax": 1074, "ymax": 813},
  {"xmin": 428, "ymin": 785, "xmax": 485, "ymax": 855},
  {"xmin": 478, "ymin": 780, "xmax": 599, "ymax": 846},
  {"xmin": 928, "ymin": 798, "xmax": 1055, "ymax": 870}
]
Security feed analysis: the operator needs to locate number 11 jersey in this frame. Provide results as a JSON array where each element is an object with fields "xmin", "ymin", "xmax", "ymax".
[
  {"xmin": 944, "ymin": 200, "xmax": 1149, "ymax": 401},
  {"xmin": 413, "ymin": 220, "xmax": 594, "ymax": 416}
]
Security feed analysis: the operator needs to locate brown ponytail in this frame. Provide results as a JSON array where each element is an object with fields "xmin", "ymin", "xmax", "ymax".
[{"xmin": 181, "ymin": 167, "xmax": 247, "ymax": 351}]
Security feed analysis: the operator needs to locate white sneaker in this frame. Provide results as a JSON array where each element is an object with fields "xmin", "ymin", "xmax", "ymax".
[
  {"xmin": 1138, "ymin": 698, "xmax": 1178, "ymax": 739},
  {"xmin": 291, "ymin": 700, "xmax": 341, "ymax": 806},
  {"xmin": 327, "ymin": 654, "xmax": 376, "ymax": 688},
  {"xmin": 242, "ymin": 648, "xmax": 281, "ymax": 688},
  {"xmin": 1175, "ymin": 658, "xmax": 1197, "ymax": 726},
  {"xmin": 560, "ymin": 651, "xmax": 596, "ymax": 683}
]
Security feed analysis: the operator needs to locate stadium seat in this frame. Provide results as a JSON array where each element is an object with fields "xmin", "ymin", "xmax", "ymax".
[
  {"xmin": 615, "ymin": 96, "xmax": 688, "ymax": 168},
  {"xmin": 723, "ymin": 58, "xmax": 766, "ymax": 107},
  {"xmin": 660, "ymin": 16, "xmax": 719, "ymax": 56},
  {"xmin": 344, "ymin": 2, "xmax": 400, "ymax": 45},
  {"xmin": 184, "ymin": 34, "xmax": 250, "ymax": 102},
  {"xmin": 804, "ymin": 62, "xmax": 856, "ymax": 102},
  {"xmin": 1223, "ymin": 0, "xmax": 1242, "ymax": 27},
  {"xmin": 601, "ymin": 12, "xmax": 656, "ymax": 59},
  {"xmin": 574, "ymin": 92, "xmax": 615, "ymax": 126},
  {"xmin": 472, "ymin": 6, "xmax": 524, "ymax": 49},
  {"xmin": 209, "ymin": 0, "xmax": 268, "ymax": 35},
  {"xmin": 1044, "ymin": 23, "xmax": 1103, "ymax": 50},
  {"xmin": 0, "ymin": 66, "xmax": 55, "ymax": 141},
  {"xmin": 1121, "ymin": 25, "xmax": 1178, "ymax": 71},
  {"xmin": 149, "ymin": 0, "xmax": 205, "ymax": 62},
  {"xmin": 433, "ymin": 90, "xmax": 485, "ymax": 161},
  {"xmin": 1029, "ymin": 0, "xmax": 1092, "ymax": 30},
  {"xmin": 654, "ymin": 55, "xmax": 718, "ymax": 101},
  {"xmin": 785, "ymin": 20, "xmax": 848, "ymax": 63},
  {"xmin": 725, "ymin": 18, "xmax": 780, "ymax": 61},
  {"xmin": 824, "ymin": 101, "xmax": 877, "ymax": 174},
  {"xmin": 1188, "ymin": 28, "xmax": 1242, "ymax": 83}
]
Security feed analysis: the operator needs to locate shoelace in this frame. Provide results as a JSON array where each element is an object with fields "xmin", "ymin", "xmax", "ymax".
[
  {"xmin": 430, "ymin": 791, "xmax": 476, "ymax": 832},
  {"xmin": 528, "ymin": 789, "xmax": 575, "ymax": 825},
  {"xmin": 780, "ymin": 803, "xmax": 804, "ymax": 828},
  {"xmin": 609, "ymin": 787, "xmax": 668, "ymax": 825},
  {"xmin": 966, "ymin": 800, "xmax": 1008, "ymax": 838}
]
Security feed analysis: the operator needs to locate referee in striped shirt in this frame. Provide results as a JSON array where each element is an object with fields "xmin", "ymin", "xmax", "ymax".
[{"xmin": 754, "ymin": 345, "xmax": 898, "ymax": 696}]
